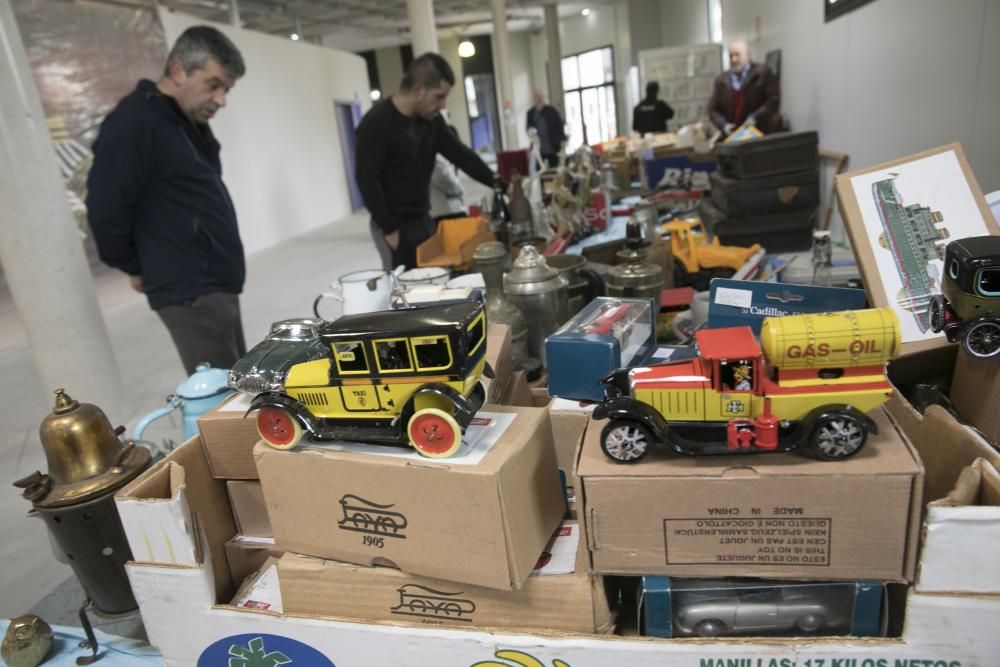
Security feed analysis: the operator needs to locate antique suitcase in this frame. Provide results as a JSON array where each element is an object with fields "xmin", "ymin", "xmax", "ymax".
[
  {"xmin": 699, "ymin": 198, "xmax": 815, "ymax": 253},
  {"xmin": 716, "ymin": 131, "xmax": 818, "ymax": 179},
  {"xmin": 710, "ymin": 169, "xmax": 820, "ymax": 216}
]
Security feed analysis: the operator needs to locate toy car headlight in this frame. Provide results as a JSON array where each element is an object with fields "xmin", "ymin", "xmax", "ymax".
[{"xmin": 229, "ymin": 369, "xmax": 286, "ymax": 396}]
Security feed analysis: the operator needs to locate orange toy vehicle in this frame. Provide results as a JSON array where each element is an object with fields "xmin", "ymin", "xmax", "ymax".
[
  {"xmin": 594, "ymin": 308, "xmax": 900, "ymax": 462},
  {"xmin": 662, "ymin": 218, "xmax": 763, "ymax": 289}
]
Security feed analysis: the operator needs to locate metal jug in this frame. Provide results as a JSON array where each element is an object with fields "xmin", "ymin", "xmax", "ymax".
[
  {"xmin": 134, "ymin": 363, "xmax": 233, "ymax": 442},
  {"xmin": 607, "ymin": 218, "xmax": 665, "ymax": 300},
  {"xmin": 503, "ymin": 245, "xmax": 570, "ymax": 365}
]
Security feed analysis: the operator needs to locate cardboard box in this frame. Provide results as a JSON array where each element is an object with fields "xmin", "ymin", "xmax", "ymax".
[
  {"xmin": 255, "ymin": 405, "xmax": 564, "ymax": 591},
  {"xmin": 917, "ymin": 458, "xmax": 1000, "ymax": 593},
  {"xmin": 950, "ymin": 352, "xmax": 1000, "ymax": 447},
  {"xmin": 278, "ymin": 521, "xmax": 614, "ymax": 634},
  {"xmin": 115, "ymin": 434, "xmax": 1000, "ymax": 665},
  {"xmin": 225, "ymin": 536, "xmax": 281, "ymax": 590},
  {"xmin": 226, "ymin": 480, "xmax": 272, "ymax": 538},
  {"xmin": 483, "ymin": 323, "xmax": 512, "ymax": 405},
  {"xmin": 198, "ymin": 393, "xmax": 260, "ymax": 479},
  {"xmin": 578, "ymin": 408, "xmax": 923, "ymax": 581}
]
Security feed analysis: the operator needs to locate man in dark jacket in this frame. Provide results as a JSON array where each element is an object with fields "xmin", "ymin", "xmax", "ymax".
[
  {"xmin": 526, "ymin": 88, "xmax": 567, "ymax": 168},
  {"xmin": 632, "ymin": 81, "xmax": 674, "ymax": 136},
  {"xmin": 356, "ymin": 52, "xmax": 498, "ymax": 270},
  {"xmin": 708, "ymin": 38, "xmax": 780, "ymax": 136},
  {"xmin": 87, "ymin": 26, "xmax": 247, "ymax": 375}
]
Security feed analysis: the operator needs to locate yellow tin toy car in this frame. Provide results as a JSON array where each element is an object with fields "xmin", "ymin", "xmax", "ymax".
[{"xmin": 228, "ymin": 302, "xmax": 489, "ymax": 458}]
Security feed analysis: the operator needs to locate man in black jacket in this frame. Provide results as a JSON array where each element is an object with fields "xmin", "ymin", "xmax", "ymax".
[
  {"xmin": 526, "ymin": 88, "xmax": 567, "ymax": 168},
  {"xmin": 356, "ymin": 52, "xmax": 498, "ymax": 271},
  {"xmin": 87, "ymin": 26, "xmax": 247, "ymax": 375},
  {"xmin": 632, "ymin": 82, "xmax": 674, "ymax": 136}
]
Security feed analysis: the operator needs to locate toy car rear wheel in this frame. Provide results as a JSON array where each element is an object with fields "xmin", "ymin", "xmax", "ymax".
[
  {"xmin": 408, "ymin": 408, "xmax": 462, "ymax": 458},
  {"xmin": 928, "ymin": 294, "xmax": 947, "ymax": 333},
  {"xmin": 807, "ymin": 414, "xmax": 867, "ymax": 460},
  {"xmin": 257, "ymin": 407, "xmax": 303, "ymax": 450},
  {"xmin": 962, "ymin": 320, "xmax": 1000, "ymax": 358},
  {"xmin": 600, "ymin": 420, "xmax": 653, "ymax": 463},
  {"xmin": 469, "ymin": 382, "xmax": 486, "ymax": 413},
  {"xmin": 693, "ymin": 619, "xmax": 727, "ymax": 637},
  {"xmin": 796, "ymin": 613, "xmax": 826, "ymax": 633}
]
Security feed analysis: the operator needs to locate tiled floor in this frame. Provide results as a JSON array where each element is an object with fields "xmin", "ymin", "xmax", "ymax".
[{"xmin": 1, "ymin": 176, "xmax": 491, "ymax": 621}]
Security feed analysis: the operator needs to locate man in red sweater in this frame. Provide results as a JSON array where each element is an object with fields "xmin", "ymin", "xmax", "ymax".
[{"xmin": 708, "ymin": 39, "xmax": 781, "ymax": 136}]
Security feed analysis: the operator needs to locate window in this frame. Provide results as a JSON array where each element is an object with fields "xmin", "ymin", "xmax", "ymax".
[
  {"xmin": 562, "ymin": 46, "xmax": 617, "ymax": 150},
  {"xmin": 976, "ymin": 269, "xmax": 1000, "ymax": 297},
  {"xmin": 720, "ymin": 360, "xmax": 754, "ymax": 391},
  {"xmin": 333, "ymin": 342, "xmax": 368, "ymax": 374},
  {"xmin": 465, "ymin": 314, "xmax": 485, "ymax": 356},
  {"xmin": 413, "ymin": 336, "xmax": 452, "ymax": 371},
  {"xmin": 374, "ymin": 338, "xmax": 412, "ymax": 372}
]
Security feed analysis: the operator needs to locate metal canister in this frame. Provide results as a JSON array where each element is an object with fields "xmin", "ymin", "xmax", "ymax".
[
  {"xmin": 606, "ymin": 218, "xmax": 665, "ymax": 300},
  {"xmin": 503, "ymin": 245, "xmax": 570, "ymax": 365},
  {"xmin": 634, "ymin": 202, "xmax": 674, "ymax": 288},
  {"xmin": 546, "ymin": 254, "xmax": 606, "ymax": 318},
  {"xmin": 13, "ymin": 389, "xmax": 151, "ymax": 615},
  {"xmin": 474, "ymin": 241, "xmax": 531, "ymax": 364}
]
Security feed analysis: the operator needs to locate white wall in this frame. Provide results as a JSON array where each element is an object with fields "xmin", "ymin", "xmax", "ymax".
[
  {"xmin": 159, "ymin": 11, "xmax": 370, "ymax": 256},
  {"xmin": 721, "ymin": 0, "xmax": 1000, "ymax": 239},
  {"xmin": 660, "ymin": 0, "xmax": 709, "ymax": 47}
]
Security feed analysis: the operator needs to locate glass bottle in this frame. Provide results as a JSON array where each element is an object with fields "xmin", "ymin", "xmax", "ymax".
[
  {"xmin": 812, "ymin": 230, "xmax": 833, "ymax": 287},
  {"xmin": 490, "ymin": 176, "xmax": 512, "ymax": 250},
  {"xmin": 508, "ymin": 170, "xmax": 534, "ymax": 245}
]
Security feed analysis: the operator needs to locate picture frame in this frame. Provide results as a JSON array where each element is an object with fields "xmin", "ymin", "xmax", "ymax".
[{"xmin": 835, "ymin": 143, "xmax": 999, "ymax": 356}]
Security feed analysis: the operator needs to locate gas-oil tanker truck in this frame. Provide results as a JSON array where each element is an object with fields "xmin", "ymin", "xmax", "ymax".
[{"xmin": 594, "ymin": 308, "xmax": 900, "ymax": 463}]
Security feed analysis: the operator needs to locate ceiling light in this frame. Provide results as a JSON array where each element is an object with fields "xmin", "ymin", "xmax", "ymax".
[
  {"xmin": 370, "ymin": 90, "xmax": 381, "ymax": 101},
  {"xmin": 582, "ymin": 8, "xmax": 591, "ymax": 16},
  {"xmin": 290, "ymin": 33, "xmax": 300, "ymax": 41},
  {"xmin": 458, "ymin": 39, "xmax": 476, "ymax": 58}
]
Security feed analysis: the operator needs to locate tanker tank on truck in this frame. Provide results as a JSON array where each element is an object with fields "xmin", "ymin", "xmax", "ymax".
[{"xmin": 594, "ymin": 308, "xmax": 900, "ymax": 463}]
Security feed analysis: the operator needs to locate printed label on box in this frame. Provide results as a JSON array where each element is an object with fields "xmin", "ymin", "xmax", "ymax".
[{"xmin": 663, "ymin": 517, "xmax": 832, "ymax": 566}]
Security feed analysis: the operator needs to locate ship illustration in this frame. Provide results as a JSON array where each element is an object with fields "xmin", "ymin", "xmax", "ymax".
[{"xmin": 871, "ymin": 176, "xmax": 949, "ymax": 332}]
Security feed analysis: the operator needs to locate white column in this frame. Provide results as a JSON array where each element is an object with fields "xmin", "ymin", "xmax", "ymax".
[
  {"xmin": 490, "ymin": 0, "xmax": 516, "ymax": 150},
  {"xmin": 544, "ymin": 4, "xmax": 564, "ymax": 116},
  {"xmin": 406, "ymin": 0, "xmax": 438, "ymax": 55},
  {"xmin": 0, "ymin": 2, "xmax": 124, "ymax": 411},
  {"xmin": 228, "ymin": 0, "xmax": 240, "ymax": 27}
]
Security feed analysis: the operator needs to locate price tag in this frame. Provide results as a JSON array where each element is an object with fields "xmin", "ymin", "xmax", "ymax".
[{"xmin": 715, "ymin": 286, "xmax": 753, "ymax": 309}]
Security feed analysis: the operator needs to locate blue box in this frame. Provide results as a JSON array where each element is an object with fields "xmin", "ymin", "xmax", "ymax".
[
  {"xmin": 545, "ymin": 297, "xmax": 657, "ymax": 402},
  {"xmin": 639, "ymin": 576, "xmax": 884, "ymax": 639},
  {"xmin": 708, "ymin": 279, "xmax": 868, "ymax": 334}
]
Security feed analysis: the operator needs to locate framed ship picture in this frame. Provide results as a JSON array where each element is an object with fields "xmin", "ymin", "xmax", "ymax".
[{"xmin": 836, "ymin": 143, "xmax": 999, "ymax": 355}]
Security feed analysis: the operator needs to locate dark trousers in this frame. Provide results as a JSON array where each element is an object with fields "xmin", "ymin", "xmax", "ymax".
[
  {"xmin": 156, "ymin": 292, "xmax": 247, "ymax": 374},
  {"xmin": 369, "ymin": 216, "xmax": 437, "ymax": 271}
]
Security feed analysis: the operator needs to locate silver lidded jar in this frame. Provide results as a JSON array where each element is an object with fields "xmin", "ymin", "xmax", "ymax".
[
  {"xmin": 503, "ymin": 245, "xmax": 570, "ymax": 365},
  {"xmin": 473, "ymin": 241, "xmax": 531, "ymax": 364},
  {"xmin": 606, "ymin": 218, "xmax": 665, "ymax": 300}
]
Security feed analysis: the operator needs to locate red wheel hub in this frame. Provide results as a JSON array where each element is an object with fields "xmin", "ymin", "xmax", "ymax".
[
  {"xmin": 409, "ymin": 412, "xmax": 457, "ymax": 455},
  {"xmin": 258, "ymin": 407, "xmax": 297, "ymax": 447}
]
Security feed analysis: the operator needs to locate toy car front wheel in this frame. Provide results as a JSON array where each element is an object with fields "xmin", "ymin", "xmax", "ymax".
[
  {"xmin": 928, "ymin": 294, "xmax": 947, "ymax": 333},
  {"xmin": 806, "ymin": 414, "xmax": 867, "ymax": 460},
  {"xmin": 962, "ymin": 320, "xmax": 1000, "ymax": 358},
  {"xmin": 600, "ymin": 420, "xmax": 653, "ymax": 463},
  {"xmin": 693, "ymin": 619, "xmax": 727, "ymax": 637},
  {"xmin": 408, "ymin": 408, "xmax": 462, "ymax": 458},
  {"xmin": 257, "ymin": 407, "xmax": 303, "ymax": 450}
]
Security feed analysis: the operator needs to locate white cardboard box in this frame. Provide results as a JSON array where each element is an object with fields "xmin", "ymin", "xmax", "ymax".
[{"xmin": 116, "ymin": 435, "xmax": 1000, "ymax": 666}]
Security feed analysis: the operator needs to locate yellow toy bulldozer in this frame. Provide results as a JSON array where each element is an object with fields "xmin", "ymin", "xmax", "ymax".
[{"xmin": 662, "ymin": 218, "xmax": 762, "ymax": 290}]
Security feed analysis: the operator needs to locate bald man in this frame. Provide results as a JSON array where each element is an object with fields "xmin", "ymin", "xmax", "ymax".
[
  {"xmin": 707, "ymin": 39, "xmax": 780, "ymax": 136},
  {"xmin": 526, "ymin": 88, "xmax": 567, "ymax": 168}
]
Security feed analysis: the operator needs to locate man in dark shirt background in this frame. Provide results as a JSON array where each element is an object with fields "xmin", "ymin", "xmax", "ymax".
[
  {"xmin": 632, "ymin": 81, "xmax": 674, "ymax": 136},
  {"xmin": 356, "ymin": 53, "xmax": 498, "ymax": 270},
  {"xmin": 87, "ymin": 26, "xmax": 247, "ymax": 374},
  {"xmin": 525, "ymin": 88, "xmax": 567, "ymax": 168}
]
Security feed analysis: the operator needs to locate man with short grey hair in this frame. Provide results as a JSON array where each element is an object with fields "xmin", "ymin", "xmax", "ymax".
[
  {"xmin": 87, "ymin": 26, "xmax": 248, "ymax": 375},
  {"xmin": 707, "ymin": 38, "xmax": 780, "ymax": 136}
]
